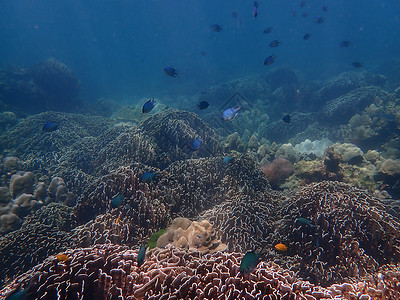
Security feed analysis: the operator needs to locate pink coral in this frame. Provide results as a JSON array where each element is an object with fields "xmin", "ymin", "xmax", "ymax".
[{"xmin": 260, "ymin": 158, "xmax": 294, "ymax": 186}]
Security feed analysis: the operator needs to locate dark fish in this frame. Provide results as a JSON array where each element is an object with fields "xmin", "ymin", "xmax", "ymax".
[
  {"xmin": 303, "ymin": 33, "xmax": 311, "ymax": 40},
  {"xmin": 313, "ymin": 16, "xmax": 324, "ymax": 24},
  {"xmin": 192, "ymin": 137, "xmax": 202, "ymax": 151},
  {"xmin": 42, "ymin": 122, "xmax": 59, "ymax": 132},
  {"xmin": 253, "ymin": 1, "xmax": 258, "ymax": 18},
  {"xmin": 352, "ymin": 61, "xmax": 363, "ymax": 68},
  {"xmin": 164, "ymin": 66, "xmax": 179, "ymax": 77},
  {"xmin": 292, "ymin": 11, "xmax": 297, "ymax": 17},
  {"xmin": 197, "ymin": 101, "xmax": 209, "ymax": 110},
  {"xmin": 300, "ymin": 0, "xmax": 306, "ymax": 8},
  {"xmin": 200, "ymin": 50, "xmax": 206, "ymax": 56},
  {"xmin": 302, "ymin": 11, "xmax": 309, "ymax": 18},
  {"xmin": 210, "ymin": 24, "xmax": 223, "ymax": 32},
  {"xmin": 282, "ymin": 114, "xmax": 291, "ymax": 123},
  {"xmin": 239, "ymin": 250, "xmax": 260, "ymax": 274},
  {"xmin": 339, "ymin": 40, "xmax": 351, "ymax": 47},
  {"xmin": 223, "ymin": 156, "xmax": 234, "ymax": 164},
  {"xmin": 141, "ymin": 171, "xmax": 157, "ymax": 183},
  {"xmin": 263, "ymin": 27, "xmax": 273, "ymax": 34},
  {"xmin": 137, "ymin": 245, "xmax": 146, "ymax": 267},
  {"xmin": 239, "ymin": 245, "xmax": 267, "ymax": 274},
  {"xmin": 264, "ymin": 54, "xmax": 276, "ymax": 66},
  {"xmin": 142, "ymin": 98, "xmax": 156, "ymax": 113},
  {"xmin": 269, "ymin": 40, "xmax": 280, "ymax": 47},
  {"xmin": 232, "ymin": 11, "xmax": 238, "ymax": 19},
  {"xmin": 295, "ymin": 217, "xmax": 313, "ymax": 227},
  {"xmin": 322, "ymin": 6, "xmax": 328, "ymax": 12},
  {"xmin": 111, "ymin": 194, "xmax": 124, "ymax": 208}
]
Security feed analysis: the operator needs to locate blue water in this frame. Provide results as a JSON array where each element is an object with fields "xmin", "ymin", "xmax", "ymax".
[{"xmin": 1, "ymin": 0, "xmax": 399, "ymax": 104}]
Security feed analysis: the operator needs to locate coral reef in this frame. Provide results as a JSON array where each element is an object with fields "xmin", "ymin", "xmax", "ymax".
[
  {"xmin": 0, "ymin": 59, "xmax": 82, "ymax": 115},
  {"xmin": 197, "ymin": 191, "xmax": 279, "ymax": 253},
  {"xmin": 272, "ymin": 181, "xmax": 400, "ymax": 286},
  {"xmin": 316, "ymin": 71, "xmax": 386, "ymax": 103},
  {"xmin": 157, "ymin": 217, "xmax": 227, "ymax": 254},
  {"xmin": 321, "ymin": 86, "xmax": 384, "ymax": 125},
  {"xmin": 3, "ymin": 243, "xmax": 400, "ymax": 299},
  {"xmin": 0, "ymin": 203, "xmax": 76, "ymax": 284},
  {"xmin": 30, "ymin": 58, "xmax": 81, "ymax": 110}
]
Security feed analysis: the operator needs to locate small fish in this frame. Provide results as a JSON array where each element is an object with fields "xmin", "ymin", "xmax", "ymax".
[
  {"xmin": 292, "ymin": 11, "xmax": 297, "ymax": 17},
  {"xmin": 197, "ymin": 101, "xmax": 209, "ymax": 110},
  {"xmin": 302, "ymin": 11, "xmax": 309, "ymax": 18},
  {"xmin": 210, "ymin": 24, "xmax": 223, "ymax": 32},
  {"xmin": 282, "ymin": 114, "xmax": 291, "ymax": 123},
  {"xmin": 164, "ymin": 66, "xmax": 179, "ymax": 77},
  {"xmin": 264, "ymin": 54, "xmax": 276, "ymax": 66},
  {"xmin": 223, "ymin": 156, "xmax": 234, "ymax": 164},
  {"xmin": 239, "ymin": 245, "xmax": 268, "ymax": 274},
  {"xmin": 339, "ymin": 40, "xmax": 351, "ymax": 47},
  {"xmin": 263, "ymin": 27, "xmax": 273, "ymax": 34},
  {"xmin": 300, "ymin": 0, "xmax": 306, "ymax": 8},
  {"xmin": 147, "ymin": 229, "xmax": 167, "ymax": 250},
  {"xmin": 56, "ymin": 254, "xmax": 70, "ymax": 262},
  {"xmin": 111, "ymin": 194, "xmax": 124, "ymax": 208},
  {"xmin": 322, "ymin": 6, "xmax": 328, "ymax": 12},
  {"xmin": 192, "ymin": 137, "xmax": 203, "ymax": 151},
  {"xmin": 253, "ymin": 1, "xmax": 258, "ymax": 18},
  {"xmin": 115, "ymin": 216, "xmax": 121, "ymax": 224},
  {"xmin": 274, "ymin": 243, "xmax": 288, "ymax": 251},
  {"xmin": 232, "ymin": 11, "xmax": 238, "ymax": 19},
  {"xmin": 269, "ymin": 39, "xmax": 280, "ymax": 47},
  {"xmin": 303, "ymin": 33, "xmax": 311, "ymax": 40},
  {"xmin": 313, "ymin": 16, "xmax": 324, "ymax": 24},
  {"xmin": 200, "ymin": 50, "xmax": 206, "ymax": 56},
  {"xmin": 42, "ymin": 122, "xmax": 59, "ymax": 132},
  {"xmin": 141, "ymin": 171, "xmax": 157, "ymax": 183},
  {"xmin": 222, "ymin": 106, "xmax": 240, "ymax": 121},
  {"xmin": 296, "ymin": 217, "xmax": 313, "ymax": 226},
  {"xmin": 142, "ymin": 98, "xmax": 156, "ymax": 113},
  {"xmin": 137, "ymin": 245, "xmax": 146, "ymax": 267},
  {"xmin": 352, "ymin": 61, "xmax": 363, "ymax": 68}
]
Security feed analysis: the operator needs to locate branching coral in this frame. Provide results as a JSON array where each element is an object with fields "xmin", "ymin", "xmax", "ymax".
[
  {"xmin": 273, "ymin": 181, "xmax": 400, "ymax": 286},
  {"xmin": 3, "ymin": 244, "xmax": 400, "ymax": 299}
]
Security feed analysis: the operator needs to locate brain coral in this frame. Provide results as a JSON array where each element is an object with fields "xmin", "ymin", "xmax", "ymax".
[{"xmin": 2, "ymin": 243, "xmax": 400, "ymax": 299}]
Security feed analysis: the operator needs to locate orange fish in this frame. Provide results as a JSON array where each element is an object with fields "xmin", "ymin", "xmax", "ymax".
[
  {"xmin": 56, "ymin": 254, "xmax": 70, "ymax": 262},
  {"xmin": 274, "ymin": 243, "xmax": 288, "ymax": 251},
  {"xmin": 116, "ymin": 216, "xmax": 121, "ymax": 224}
]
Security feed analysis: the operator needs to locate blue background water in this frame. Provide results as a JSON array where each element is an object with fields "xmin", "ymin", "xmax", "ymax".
[{"xmin": 1, "ymin": 0, "xmax": 399, "ymax": 104}]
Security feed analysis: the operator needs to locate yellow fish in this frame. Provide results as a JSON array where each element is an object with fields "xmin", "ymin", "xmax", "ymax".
[
  {"xmin": 56, "ymin": 254, "xmax": 70, "ymax": 262},
  {"xmin": 274, "ymin": 243, "xmax": 288, "ymax": 251}
]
